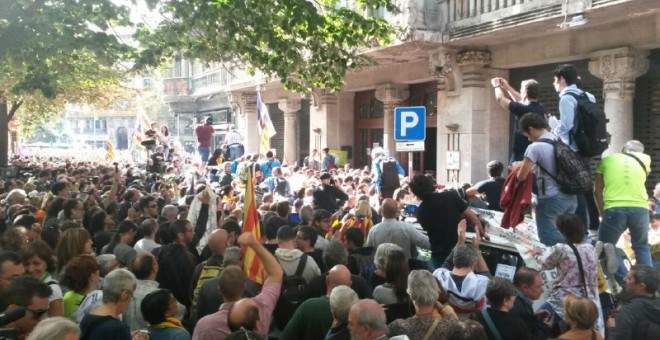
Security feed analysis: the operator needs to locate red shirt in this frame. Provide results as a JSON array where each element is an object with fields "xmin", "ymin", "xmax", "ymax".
[{"xmin": 195, "ymin": 124, "xmax": 214, "ymax": 147}]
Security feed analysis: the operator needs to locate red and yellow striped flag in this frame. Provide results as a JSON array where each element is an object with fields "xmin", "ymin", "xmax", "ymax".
[
  {"xmin": 106, "ymin": 138, "xmax": 115, "ymax": 161},
  {"xmin": 242, "ymin": 172, "xmax": 265, "ymax": 284}
]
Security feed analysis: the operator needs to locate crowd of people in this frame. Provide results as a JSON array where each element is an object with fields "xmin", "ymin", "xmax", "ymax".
[{"xmin": 0, "ymin": 63, "xmax": 657, "ymax": 340}]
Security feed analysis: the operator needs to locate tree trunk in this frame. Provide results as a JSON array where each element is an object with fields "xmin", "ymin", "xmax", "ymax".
[{"xmin": 0, "ymin": 101, "xmax": 8, "ymax": 167}]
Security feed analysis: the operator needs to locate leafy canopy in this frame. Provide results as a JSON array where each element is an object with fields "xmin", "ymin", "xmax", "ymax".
[{"xmin": 137, "ymin": 0, "xmax": 397, "ymax": 93}]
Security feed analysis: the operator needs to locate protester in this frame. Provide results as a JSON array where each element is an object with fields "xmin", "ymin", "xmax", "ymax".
[
  {"xmin": 21, "ymin": 241, "xmax": 64, "ymax": 317},
  {"xmin": 325, "ymin": 285, "xmax": 358, "ymax": 340},
  {"xmin": 560, "ymin": 295, "xmax": 604, "ymax": 340},
  {"xmin": 26, "ymin": 317, "xmax": 80, "ymax": 340},
  {"xmin": 140, "ymin": 289, "xmax": 191, "ymax": 340},
  {"xmin": 61, "ymin": 255, "xmax": 100, "ymax": 320},
  {"xmin": 471, "ymin": 277, "xmax": 531, "ymax": 340}
]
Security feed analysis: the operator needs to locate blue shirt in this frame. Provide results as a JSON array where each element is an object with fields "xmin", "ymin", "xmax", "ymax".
[
  {"xmin": 260, "ymin": 159, "xmax": 281, "ymax": 178},
  {"xmin": 372, "ymin": 157, "xmax": 405, "ymax": 193},
  {"xmin": 555, "ymin": 85, "xmax": 583, "ymax": 152}
]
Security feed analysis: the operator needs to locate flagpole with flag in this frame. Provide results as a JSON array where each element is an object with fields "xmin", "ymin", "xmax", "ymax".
[
  {"xmin": 256, "ymin": 91, "xmax": 276, "ymax": 155},
  {"xmin": 241, "ymin": 171, "xmax": 265, "ymax": 284},
  {"xmin": 106, "ymin": 137, "xmax": 115, "ymax": 161}
]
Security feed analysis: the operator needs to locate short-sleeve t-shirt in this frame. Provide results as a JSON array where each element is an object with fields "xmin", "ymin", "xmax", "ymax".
[
  {"xmin": 195, "ymin": 124, "xmax": 214, "ymax": 147},
  {"xmin": 474, "ymin": 177, "xmax": 505, "ymax": 211},
  {"xmin": 596, "ymin": 152, "xmax": 651, "ymax": 210},
  {"xmin": 416, "ymin": 191, "xmax": 469, "ymax": 260},
  {"xmin": 80, "ymin": 314, "xmax": 131, "ymax": 340},
  {"xmin": 524, "ymin": 132, "xmax": 561, "ymax": 198},
  {"xmin": 509, "ymin": 101, "xmax": 547, "ymax": 155}
]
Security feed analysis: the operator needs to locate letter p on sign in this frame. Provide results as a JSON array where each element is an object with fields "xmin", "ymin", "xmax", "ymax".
[{"xmin": 394, "ymin": 106, "xmax": 425, "ymax": 141}]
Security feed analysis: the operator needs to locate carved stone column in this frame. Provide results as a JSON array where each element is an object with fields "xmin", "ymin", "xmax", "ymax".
[
  {"xmin": 236, "ymin": 92, "xmax": 258, "ymax": 154},
  {"xmin": 278, "ymin": 98, "xmax": 301, "ymax": 165},
  {"xmin": 375, "ymin": 83, "xmax": 410, "ymax": 154},
  {"xmin": 589, "ymin": 47, "xmax": 649, "ymax": 155}
]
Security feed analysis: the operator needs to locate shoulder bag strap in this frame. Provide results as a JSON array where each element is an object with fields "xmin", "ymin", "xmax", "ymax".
[
  {"xmin": 422, "ymin": 317, "xmax": 441, "ymax": 340},
  {"xmin": 567, "ymin": 243, "xmax": 589, "ymax": 297},
  {"xmin": 294, "ymin": 254, "xmax": 308, "ymax": 277},
  {"xmin": 480, "ymin": 309, "xmax": 504, "ymax": 340},
  {"xmin": 623, "ymin": 152, "xmax": 649, "ymax": 177}
]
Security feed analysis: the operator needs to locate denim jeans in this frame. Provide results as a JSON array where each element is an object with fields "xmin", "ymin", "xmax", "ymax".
[
  {"xmin": 228, "ymin": 144, "xmax": 244, "ymax": 161},
  {"xmin": 536, "ymin": 192, "xmax": 578, "ymax": 246},
  {"xmin": 598, "ymin": 207, "xmax": 652, "ymax": 267},
  {"xmin": 198, "ymin": 147, "xmax": 211, "ymax": 162}
]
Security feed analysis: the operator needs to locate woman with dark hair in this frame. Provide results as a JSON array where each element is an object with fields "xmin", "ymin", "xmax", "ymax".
[
  {"xmin": 58, "ymin": 198, "xmax": 84, "ymax": 227},
  {"xmin": 21, "ymin": 240, "xmax": 64, "ymax": 316},
  {"xmin": 531, "ymin": 214, "xmax": 603, "ymax": 334},
  {"xmin": 90, "ymin": 210, "xmax": 116, "ymax": 254},
  {"xmin": 159, "ymin": 125, "xmax": 171, "ymax": 159},
  {"xmin": 471, "ymin": 278, "xmax": 530, "ymax": 340},
  {"xmin": 373, "ymin": 247, "xmax": 410, "ymax": 306},
  {"xmin": 408, "ymin": 174, "xmax": 484, "ymax": 268},
  {"xmin": 140, "ymin": 289, "xmax": 190, "ymax": 340},
  {"xmin": 207, "ymin": 148, "xmax": 225, "ymax": 183},
  {"xmin": 42, "ymin": 197, "xmax": 66, "ymax": 248},
  {"xmin": 109, "ymin": 221, "xmax": 138, "ymax": 270},
  {"xmin": 61, "ymin": 255, "xmax": 100, "ymax": 320}
]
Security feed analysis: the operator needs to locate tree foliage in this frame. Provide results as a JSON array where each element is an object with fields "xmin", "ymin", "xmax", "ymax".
[{"xmin": 137, "ymin": 0, "xmax": 397, "ymax": 92}]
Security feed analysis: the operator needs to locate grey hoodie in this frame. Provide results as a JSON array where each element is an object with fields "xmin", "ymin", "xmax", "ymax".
[
  {"xmin": 275, "ymin": 248, "xmax": 321, "ymax": 283},
  {"xmin": 611, "ymin": 295, "xmax": 660, "ymax": 340}
]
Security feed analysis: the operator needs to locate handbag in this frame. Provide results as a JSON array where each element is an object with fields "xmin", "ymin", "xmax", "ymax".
[{"xmin": 567, "ymin": 243, "xmax": 589, "ymax": 297}]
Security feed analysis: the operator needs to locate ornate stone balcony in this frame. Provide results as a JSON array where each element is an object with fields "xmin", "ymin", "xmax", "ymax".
[{"xmin": 445, "ymin": 0, "xmax": 652, "ymax": 42}]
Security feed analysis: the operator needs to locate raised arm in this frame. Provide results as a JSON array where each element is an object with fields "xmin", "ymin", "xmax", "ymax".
[{"xmin": 238, "ymin": 232, "xmax": 283, "ymax": 283}]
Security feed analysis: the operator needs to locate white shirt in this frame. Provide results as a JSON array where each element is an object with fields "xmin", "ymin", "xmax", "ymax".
[{"xmin": 134, "ymin": 238, "xmax": 160, "ymax": 253}]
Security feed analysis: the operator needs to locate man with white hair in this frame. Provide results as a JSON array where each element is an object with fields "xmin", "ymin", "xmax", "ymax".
[
  {"xmin": 348, "ymin": 299, "xmax": 389, "ymax": 340},
  {"xmin": 27, "ymin": 317, "xmax": 80, "ymax": 340},
  {"xmin": 326, "ymin": 285, "xmax": 359, "ymax": 339},
  {"xmin": 223, "ymin": 124, "xmax": 244, "ymax": 161},
  {"xmin": 596, "ymin": 140, "xmax": 653, "ymax": 279},
  {"xmin": 160, "ymin": 205, "xmax": 179, "ymax": 223},
  {"xmin": 280, "ymin": 265, "xmax": 352, "ymax": 339}
]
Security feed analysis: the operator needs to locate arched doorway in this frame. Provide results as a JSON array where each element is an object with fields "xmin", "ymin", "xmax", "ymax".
[{"xmin": 116, "ymin": 127, "xmax": 128, "ymax": 150}]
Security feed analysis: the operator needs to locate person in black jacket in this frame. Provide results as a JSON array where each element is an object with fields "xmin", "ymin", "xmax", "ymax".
[
  {"xmin": 313, "ymin": 173, "xmax": 348, "ymax": 213},
  {"xmin": 511, "ymin": 267, "xmax": 553, "ymax": 340},
  {"xmin": 471, "ymin": 278, "xmax": 531, "ymax": 340},
  {"xmin": 607, "ymin": 264, "xmax": 660, "ymax": 340},
  {"xmin": 153, "ymin": 219, "xmax": 198, "ymax": 308}
]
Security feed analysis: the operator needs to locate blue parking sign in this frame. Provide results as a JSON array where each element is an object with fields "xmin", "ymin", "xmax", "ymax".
[{"xmin": 394, "ymin": 106, "xmax": 426, "ymax": 141}]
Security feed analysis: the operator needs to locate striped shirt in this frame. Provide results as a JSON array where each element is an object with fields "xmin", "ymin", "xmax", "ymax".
[{"xmin": 224, "ymin": 130, "xmax": 243, "ymax": 145}]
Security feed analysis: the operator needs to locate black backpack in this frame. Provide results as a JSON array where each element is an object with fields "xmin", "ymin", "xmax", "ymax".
[
  {"xmin": 274, "ymin": 254, "xmax": 309, "ymax": 329},
  {"xmin": 379, "ymin": 159, "xmax": 400, "ymax": 191},
  {"xmin": 274, "ymin": 177, "xmax": 288, "ymax": 197},
  {"xmin": 564, "ymin": 92, "xmax": 609, "ymax": 157},
  {"xmin": 538, "ymin": 138, "xmax": 592, "ymax": 194}
]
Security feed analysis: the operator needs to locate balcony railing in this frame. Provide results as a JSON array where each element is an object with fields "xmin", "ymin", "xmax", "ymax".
[{"xmin": 162, "ymin": 77, "xmax": 192, "ymax": 97}]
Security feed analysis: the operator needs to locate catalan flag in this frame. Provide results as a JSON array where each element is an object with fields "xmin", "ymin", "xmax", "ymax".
[
  {"xmin": 257, "ymin": 92, "xmax": 276, "ymax": 155},
  {"xmin": 106, "ymin": 138, "xmax": 115, "ymax": 161},
  {"xmin": 242, "ymin": 172, "xmax": 264, "ymax": 284}
]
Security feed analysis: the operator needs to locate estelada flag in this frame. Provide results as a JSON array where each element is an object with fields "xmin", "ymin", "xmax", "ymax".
[{"xmin": 242, "ymin": 171, "xmax": 265, "ymax": 284}]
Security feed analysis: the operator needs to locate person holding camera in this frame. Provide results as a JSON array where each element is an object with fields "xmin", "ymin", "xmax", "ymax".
[{"xmin": 312, "ymin": 173, "xmax": 348, "ymax": 213}]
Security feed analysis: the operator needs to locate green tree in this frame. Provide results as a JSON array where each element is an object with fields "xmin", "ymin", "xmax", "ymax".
[
  {"xmin": 0, "ymin": 0, "xmax": 135, "ymax": 166},
  {"xmin": 136, "ymin": 0, "xmax": 396, "ymax": 93},
  {"xmin": 1, "ymin": 0, "xmax": 396, "ymax": 166}
]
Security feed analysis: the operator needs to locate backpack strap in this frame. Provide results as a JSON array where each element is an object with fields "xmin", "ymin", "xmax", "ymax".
[
  {"xmin": 560, "ymin": 91, "xmax": 584, "ymax": 145},
  {"xmin": 480, "ymin": 309, "xmax": 504, "ymax": 340},
  {"xmin": 535, "ymin": 139, "xmax": 560, "ymax": 194},
  {"xmin": 294, "ymin": 254, "xmax": 308, "ymax": 277},
  {"xmin": 567, "ymin": 243, "xmax": 589, "ymax": 297},
  {"xmin": 422, "ymin": 317, "xmax": 441, "ymax": 340},
  {"xmin": 623, "ymin": 152, "xmax": 649, "ymax": 177}
]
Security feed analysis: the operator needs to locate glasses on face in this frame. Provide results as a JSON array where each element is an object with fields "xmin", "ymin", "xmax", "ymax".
[
  {"xmin": 26, "ymin": 307, "xmax": 49, "ymax": 319},
  {"xmin": 123, "ymin": 289, "xmax": 136, "ymax": 302},
  {"xmin": 149, "ymin": 205, "xmax": 158, "ymax": 208}
]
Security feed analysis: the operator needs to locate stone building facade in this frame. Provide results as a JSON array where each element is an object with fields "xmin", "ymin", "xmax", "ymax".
[{"xmin": 184, "ymin": 0, "xmax": 660, "ymax": 188}]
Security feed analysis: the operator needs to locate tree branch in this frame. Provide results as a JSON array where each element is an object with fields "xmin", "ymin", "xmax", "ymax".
[
  {"xmin": 7, "ymin": 100, "xmax": 24, "ymax": 121},
  {"xmin": 0, "ymin": 0, "xmax": 48, "ymax": 54}
]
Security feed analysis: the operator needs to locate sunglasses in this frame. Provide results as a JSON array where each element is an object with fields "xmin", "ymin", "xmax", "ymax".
[{"xmin": 26, "ymin": 307, "xmax": 49, "ymax": 319}]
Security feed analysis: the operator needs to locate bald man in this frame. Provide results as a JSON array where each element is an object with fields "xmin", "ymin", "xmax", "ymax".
[
  {"xmin": 366, "ymin": 198, "xmax": 430, "ymax": 260},
  {"xmin": 348, "ymin": 299, "xmax": 389, "ymax": 340},
  {"xmin": 281, "ymin": 265, "xmax": 353, "ymax": 339},
  {"xmin": 193, "ymin": 233, "xmax": 283, "ymax": 339},
  {"xmin": 190, "ymin": 229, "xmax": 229, "ymax": 312}
]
